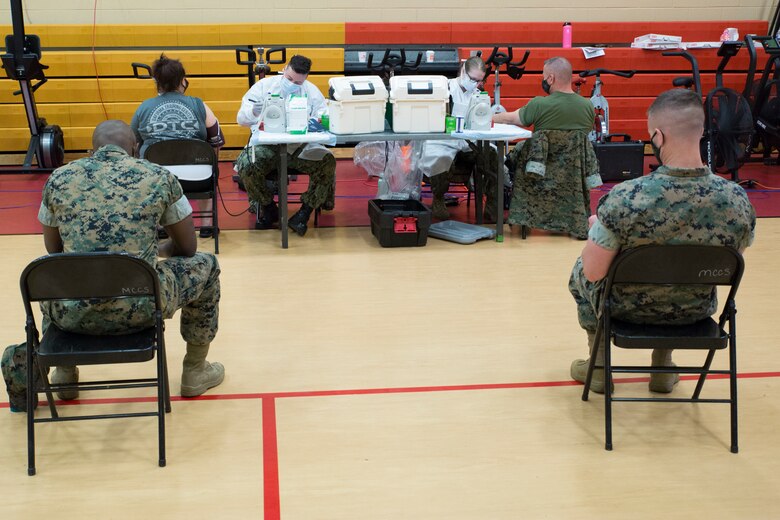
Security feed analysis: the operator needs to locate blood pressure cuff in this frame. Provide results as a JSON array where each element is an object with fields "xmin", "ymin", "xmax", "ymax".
[{"xmin": 207, "ymin": 121, "xmax": 225, "ymax": 148}]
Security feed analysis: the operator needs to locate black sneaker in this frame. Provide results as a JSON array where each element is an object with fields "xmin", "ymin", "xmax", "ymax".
[
  {"xmin": 199, "ymin": 227, "xmax": 218, "ymax": 239},
  {"xmin": 287, "ymin": 204, "xmax": 313, "ymax": 236},
  {"xmin": 255, "ymin": 202, "xmax": 279, "ymax": 230}
]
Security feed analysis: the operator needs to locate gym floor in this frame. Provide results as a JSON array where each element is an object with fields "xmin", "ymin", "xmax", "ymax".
[{"xmin": 0, "ymin": 216, "xmax": 779, "ymax": 518}]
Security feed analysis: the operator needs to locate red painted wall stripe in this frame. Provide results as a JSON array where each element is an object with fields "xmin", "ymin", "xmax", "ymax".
[{"xmin": 263, "ymin": 397, "xmax": 281, "ymax": 520}]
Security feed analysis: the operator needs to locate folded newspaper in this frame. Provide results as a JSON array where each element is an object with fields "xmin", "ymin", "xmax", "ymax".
[{"xmin": 631, "ymin": 33, "xmax": 722, "ymax": 50}]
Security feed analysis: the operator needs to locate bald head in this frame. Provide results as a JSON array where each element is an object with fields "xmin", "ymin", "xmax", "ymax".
[
  {"xmin": 92, "ymin": 120, "xmax": 137, "ymax": 155},
  {"xmin": 542, "ymin": 57, "xmax": 574, "ymax": 94},
  {"xmin": 647, "ymin": 88, "xmax": 704, "ymax": 140}
]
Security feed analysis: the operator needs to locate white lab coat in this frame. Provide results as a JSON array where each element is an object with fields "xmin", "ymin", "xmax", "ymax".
[
  {"xmin": 417, "ymin": 78, "xmax": 489, "ymax": 177},
  {"xmin": 236, "ymin": 74, "xmax": 330, "ymax": 161}
]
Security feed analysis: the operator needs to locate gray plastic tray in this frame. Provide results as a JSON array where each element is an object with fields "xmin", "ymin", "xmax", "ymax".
[{"xmin": 428, "ymin": 220, "xmax": 497, "ymax": 244}]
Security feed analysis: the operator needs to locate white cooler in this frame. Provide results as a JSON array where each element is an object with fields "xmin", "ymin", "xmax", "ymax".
[
  {"xmin": 389, "ymin": 75, "xmax": 449, "ymax": 133},
  {"xmin": 328, "ymin": 75, "xmax": 388, "ymax": 135}
]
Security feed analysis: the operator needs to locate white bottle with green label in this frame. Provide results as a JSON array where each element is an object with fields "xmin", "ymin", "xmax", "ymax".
[{"xmin": 286, "ymin": 95, "xmax": 309, "ymax": 134}]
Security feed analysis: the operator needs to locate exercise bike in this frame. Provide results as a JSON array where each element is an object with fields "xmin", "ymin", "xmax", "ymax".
[
  {"xmin": 578, "ymin": 68, "xmax": 636, "ymax": 144},
  {"xmin": 663, "ymin": 43, "xmax": 754, "ymax": 183},
  {"xmin": 742, "ymin": 35, "xmax": 780, "ymax": 167},
  {"xmin": 1, "ymin": 0, "xmax": 65, "ymax": 172},
  {"xmin": 481, "ymin": 46, "xmax": 530, "ymax": 113},
  {"xmin": 578, "ymin": 69, "xmax": 644, "ymax": 182}
]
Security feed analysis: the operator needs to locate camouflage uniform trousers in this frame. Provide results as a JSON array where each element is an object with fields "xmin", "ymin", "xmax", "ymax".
[
  {"xmin": 508, "ymin": 130, "xmax": 598, "ymax": 239},
  {"xmin": 568, "ymin": 256, "xmax": 716, "ymax": 334},
  {"xmin": 235, "ymin": 144, "xmax": 336, "ymax": 209},
  {"xmin": 43, "ymin": 252, "xmax": 220, "ymax": 346},
  {"xmin": 428, "ymin": 146, "xmax": 499, "ymax": 211}
]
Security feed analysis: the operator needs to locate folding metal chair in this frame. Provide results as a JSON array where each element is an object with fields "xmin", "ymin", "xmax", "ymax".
[
  {"xmin": 145, "ymin": 139, "xmax": 220, "ymax": 253},
  {"xmin": 582, "ymin": 245, "xmax": 744, "ymax": 453},
  {"xmin": 20, "ymin": 252, "xmax": 170, "ymax": 475}
]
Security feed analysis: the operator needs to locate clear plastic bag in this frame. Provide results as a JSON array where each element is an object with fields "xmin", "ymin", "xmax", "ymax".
[
  {"xmin": 376, "ymin": 141, "xmax": 424, "ymax": 200},
  {"xmin": 353, "ymin": 141, "xmax": 387, "ymax": 178},
  {"xmin": 354, "ymin": 141, "xmax": 424, "ymax": 200}
]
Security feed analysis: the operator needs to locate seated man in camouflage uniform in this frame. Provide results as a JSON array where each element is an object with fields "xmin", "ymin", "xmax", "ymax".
[
  {"xmin": 235, "ymin": 54, "xmax": 335, "ymax": 237},
  {"xmin": 38, "ymin": 120, "xmax": 225, "ymax": 399},
  {"xmin": 418, "ymin": 56, "xmax": 500, "ymax": 222},
  {"xmin": 569, "ymin": 89, "xmax": 756, "ymax": 394},
  {"xmin": 494, "ymin": 56, "xmax": 598, "ymax": 238}
]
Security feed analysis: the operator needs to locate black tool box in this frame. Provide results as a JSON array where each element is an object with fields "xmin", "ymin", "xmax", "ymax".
[
  {"xmin": 593, "ymin": 134, "xmax": 645, "ymax": 182},
  {"xmin": 368, "ymin": 199, "xmax": 431, "ymax": 247}
]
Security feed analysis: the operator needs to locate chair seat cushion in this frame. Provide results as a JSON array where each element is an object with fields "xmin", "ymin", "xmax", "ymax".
[
  {"xmin": 38, "ymin": 324, "xmax": 158, "ymax": 366},
  {"xmin": 611, "ymin": 317, "xmax": 728, "ymax": 350}
]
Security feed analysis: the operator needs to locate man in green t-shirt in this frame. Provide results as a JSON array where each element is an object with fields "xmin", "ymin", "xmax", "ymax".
[
  {"xmin": 494, "ymin": 56, "xmax": 594, "ymax": 131},
  {"xmin": 494, "ymin": 57, "xmax": 598, "ymax": 239}
]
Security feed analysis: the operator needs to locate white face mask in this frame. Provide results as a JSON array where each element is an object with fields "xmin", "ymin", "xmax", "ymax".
[
  {"xmin": 280, "ymin": 76, "xmax": 301, "ymax": 98},
  {"xmin": 460, "ymin": 74, "xmax": 479, "ymax": 92}
]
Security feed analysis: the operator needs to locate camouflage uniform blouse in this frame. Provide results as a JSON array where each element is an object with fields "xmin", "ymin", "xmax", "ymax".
[
  {"xmin": 587, "ymin": 165, "xmax": 756, "ymax": 324},
  {"xmin": 37, "ymin": 144, "xmax": 192, "ymax": 333}
]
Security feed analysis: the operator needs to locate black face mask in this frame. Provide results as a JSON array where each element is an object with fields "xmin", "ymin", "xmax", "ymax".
[
  {"xmin": 650, "ymin": 130, "xmax": 663, "ymax": 165},
  {"xmin": 541, "ymin": 79, "xmax": 551, "ymax": 94},
  {"xmin": 182, "ymin": 78, "xmax": 189, "ymax": 93}
]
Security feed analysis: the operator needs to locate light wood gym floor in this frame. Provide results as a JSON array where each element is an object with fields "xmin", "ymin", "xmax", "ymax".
[{"xmin": 0, "ymin": 220, "xmax": 779, "ymax": 519}]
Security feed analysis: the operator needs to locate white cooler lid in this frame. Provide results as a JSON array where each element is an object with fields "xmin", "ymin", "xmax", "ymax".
[
  {"xmin": 328, "ymin": 75, "xmax": 388, "ymax": 101},
  {"xmin": 389, "ymin": 75, "xmax": 449, "ymax": 101}
]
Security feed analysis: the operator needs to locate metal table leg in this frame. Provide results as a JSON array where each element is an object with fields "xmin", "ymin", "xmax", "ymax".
[
  {"xmin": 279, "ymin": 147, "xmax": 289, "ymax": 249},
  {"xmin": 496, "ymin": 140, "xmax": 505, "ymax": 242},
  {"xmin": 474, "ymin": 140, "xmax": 484, "ymax": 225},
  {"xmin": 496, "ymin": 141, "xmax": 506, "ymax": 242}
]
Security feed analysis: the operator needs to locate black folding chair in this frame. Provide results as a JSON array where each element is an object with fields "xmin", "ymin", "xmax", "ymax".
[
  {"xmin": 582, "ymin": 245, "xmax": 744, "ymax": 453},
  {"xmin": 20, "ymin": 252, "xmax": 170, "ymax": 475},
  {"xmin": 145, "ymin": 139, "xmax": 220, "ymax": 254}
]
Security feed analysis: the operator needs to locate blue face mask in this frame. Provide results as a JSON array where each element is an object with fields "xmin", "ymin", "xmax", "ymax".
[
  {"xmin": 280, "ymin": 76, "xmax": 301, "ymax": 98},
  {"xmin": 460, "ymin": 74, "xmax": 478, "ymax": 92}
]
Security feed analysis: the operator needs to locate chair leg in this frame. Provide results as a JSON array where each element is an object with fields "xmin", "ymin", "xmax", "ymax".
[
  {"xmin": 162, "ymin": 349, "xmax": 171, "ymax": 414},
  {"xmin": 212, "ymin": 191, "xmax": 219, "ymax": 255},
  {"xmin": 728, "ymin": 315, "xmax": 738, "ymax": 454},
  {"xmin": 157, "ymin": 342, "xmax": 167, "ymax": 467},
  {"xmin": 39, "ymin": 362, "xmax": 57, "ymax": 419},
  {"xmin": 581, "ymin": 327, "xmax": 603, "ymax": 402},
  {"xmin": 26, "ymin": 339, "xmax": 36, "ymax": 476},
  {"xmin": 692, "ymin": 349, "xmax": 716, "ymax": 400},
  {"xmin": 521, "ymin": 225, "xmax": 528, "ymax": 239},
  {"xmin": 603, "ymin": 318, "xmax": 613, "ymax": 451}
]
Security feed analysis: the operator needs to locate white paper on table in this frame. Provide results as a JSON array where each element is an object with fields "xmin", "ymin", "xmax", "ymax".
[
  {"xmin": 452, "ymin": 123, "xmax": 532, "ymax": 141},
  {"xmin": 248, "ymin": 131, "xmax": 335, "ymax": 147}
]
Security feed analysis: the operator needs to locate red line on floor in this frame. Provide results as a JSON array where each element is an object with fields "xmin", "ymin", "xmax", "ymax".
[
  {"xmin": 3, "ymin": 371, "xmax": 780, "ymax": 408},
  {"xmin": 263, "ymin": 397, "xmax": 281, "ymax": 520}
]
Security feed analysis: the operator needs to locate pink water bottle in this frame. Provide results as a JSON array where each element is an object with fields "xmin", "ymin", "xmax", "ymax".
[{"xmin": 562, "ymin": 22, "xmax": 572, "ymax": 48}]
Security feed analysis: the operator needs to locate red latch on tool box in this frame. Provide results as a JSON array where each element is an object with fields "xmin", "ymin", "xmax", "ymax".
[{"xmin": 394, "ymin": 216, "xmax": 417, "ymax": 233}]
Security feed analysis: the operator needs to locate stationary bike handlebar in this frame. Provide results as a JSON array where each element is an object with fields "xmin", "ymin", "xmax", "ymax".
[
  {"xmin": 579, "ymin": 69, "xmax": 635, "ymax": 78},
  {"xmin": 662, "ymin": 50, "xmax": 701, "ymax": 94},
  {"xmin": 485, "ymin": 47, "xmax": 530, "ymax": 68}
]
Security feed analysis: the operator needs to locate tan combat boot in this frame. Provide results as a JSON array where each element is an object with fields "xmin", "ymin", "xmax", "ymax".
[
  {"xmin": 181, "ymin": 343, "xmax": 225, "ymax": 398},
  {"xmin": 649, "ymin": 348, "xmax": 679, "ymax": 393},
  {"xmin": 430, "ymin": 196, "xmax": 450, "ymax": 220},
  {"xmin": 570, "ymin": 331, "xmax": 612, "ymax": 394},
  {"xmin": 51, "ymin": 365, "xmax": 79, "ymax": 400}
]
